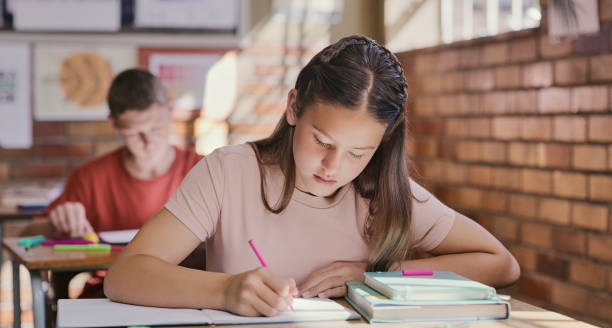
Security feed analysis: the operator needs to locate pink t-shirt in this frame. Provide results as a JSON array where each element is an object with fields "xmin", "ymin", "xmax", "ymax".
[{"xmin": 165, "ymin": 144, "xmax": 455, "ymax": 285}]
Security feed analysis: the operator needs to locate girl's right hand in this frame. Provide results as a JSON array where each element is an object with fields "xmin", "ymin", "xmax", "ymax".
[{"xmin": 223, "ymin": 267, "xmax": 297, "ymax": 317}]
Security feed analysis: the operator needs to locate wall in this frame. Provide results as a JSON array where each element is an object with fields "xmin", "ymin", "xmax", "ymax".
[{"xmin": 396, "ymin": 1, "xmax": 612, "ymax": 326}]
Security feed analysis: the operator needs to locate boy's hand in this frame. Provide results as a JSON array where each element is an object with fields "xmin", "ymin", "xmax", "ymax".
[
  {"xmin": 49, "ymin": 202, "xmax": 94, "ymax": 235},
  {"xmin": 223, "ymin": 267, "xmax": 297, "ymax": 317},
  {"xmin": 298, "ymin": 261, "xmax": 367, "ymax": 299}
]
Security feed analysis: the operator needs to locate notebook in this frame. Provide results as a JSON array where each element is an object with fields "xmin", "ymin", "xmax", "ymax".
[
  {"xmin": 345, "ymin": 281, "xmax": 510, "ymax": 323},
  {"xmin": 57, "ymin": 297, "xmax": 360, "ymax": 327},
  {"xmin": 364, "ymin": 271, "xmax": 497, "ymax": 301}
]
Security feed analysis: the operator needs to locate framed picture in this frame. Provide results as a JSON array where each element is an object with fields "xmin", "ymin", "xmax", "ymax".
[
  {"xmin": 138, "ymin": 48, "xmax": 236, "ymax": 121},
  {"xmin": 34, "ymin": 43, "xmax": 136, "ymax": 121}
]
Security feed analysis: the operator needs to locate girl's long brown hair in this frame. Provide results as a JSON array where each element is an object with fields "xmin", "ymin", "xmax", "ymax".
[{"xmin": 249, "ymin": 35, "xmax": 412, "ymax": 272}]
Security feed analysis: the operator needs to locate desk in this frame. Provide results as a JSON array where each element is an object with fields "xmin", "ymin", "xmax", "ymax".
[
  {"xmin": 3, "ymin": 237, "xmax": 121, "ymax": 328},
  {"xmin": 0, "ymin": 205, "xmax": 40, "ymax": 266}
]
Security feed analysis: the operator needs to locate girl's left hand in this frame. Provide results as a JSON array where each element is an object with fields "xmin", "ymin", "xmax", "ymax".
[{"xmin": 298, "ymin": 261, "xmax": 367, "ymax": 298}]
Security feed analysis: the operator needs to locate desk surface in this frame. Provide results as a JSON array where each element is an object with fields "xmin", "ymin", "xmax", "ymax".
[
  {"xmin": 2, "ymin": 237, "xmax": 120, "ymax": 270},
  {"xmin": 150, "ymin": 298, "xmax": 597, "ymax": 328}
]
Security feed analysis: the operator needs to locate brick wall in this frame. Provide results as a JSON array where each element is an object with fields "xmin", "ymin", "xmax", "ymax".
[{"xmin": 396, "ymin": 2, "xmax": 612, "ymax": 326}]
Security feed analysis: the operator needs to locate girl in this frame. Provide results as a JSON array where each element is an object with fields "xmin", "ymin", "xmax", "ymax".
[{"xmin": 105, "ymin": 35, "xmax": 520, "ymax": 317}]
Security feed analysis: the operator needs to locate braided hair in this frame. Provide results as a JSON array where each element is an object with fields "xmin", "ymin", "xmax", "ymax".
[{"xmin": 251, "ymin": 35, "xmax": 413, "ymax": 271}]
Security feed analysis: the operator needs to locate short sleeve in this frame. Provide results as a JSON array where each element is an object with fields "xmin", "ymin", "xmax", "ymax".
[
  {"xmin": 409, "ymin": 179, "xmax": 456, "ymax": 252},
  {"xmin": 165, "ymin": 150, "xmax": 225, "ymax": 242}
]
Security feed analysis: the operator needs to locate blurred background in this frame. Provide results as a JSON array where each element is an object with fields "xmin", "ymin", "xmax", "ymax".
[{"xmin": 0, "ymin": 0, "xmax": 610, "ymax": 327}]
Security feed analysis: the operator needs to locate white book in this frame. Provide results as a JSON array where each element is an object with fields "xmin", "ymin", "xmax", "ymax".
[{"xmin": 57, "ymin": 298, "xmax": 360, "ymax": 327}]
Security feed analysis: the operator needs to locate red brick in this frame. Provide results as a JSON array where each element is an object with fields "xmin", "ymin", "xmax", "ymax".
[
  {"xmin": 467, "ymin": 165, "xmax": 492, "ymax": 186},
  {"xmin": 569, "ymin": 260, "xmax": 607, "ymax": 289},
  {"xmin": 590, "ymin": 54, "xmax": 612, "ymax": 81},
  {"xmin": 522, "ymin": 62, "xmax": 553, "ymax": 87},
  {"xmin": 518, "ymin": 274, "xmax": 553, "ymax": 302},
  {"xmin": 481, "ymin": 42, "xmax": 508, "ymax": 66},
  {"xmin": 553, "ymin": 228, "xmax": 586, "ymax": 255},
  {"xmin": 482, "ymin": 191, "xmax": 508, "ymax": 213},
  {"xmin": 551, "ymin": 282, "xmax": 587, "ymax": 312},
  {"xmin": 588, "ymin": 234, "xmax": 612, "ymax": 262},
  {"xmin": 537, "ymin": 254, "xmax": 569, "ymax": 280},
  {"xmin": 588, "ymin": 115, "xmax": 612, "ymax": 142},
  {"xmin": 553, "ymin": 171, "xmax": 587, "ymax": 199},
  {"xmin": 33, "ymin": 122, "xmax": 64, "ymax": 138},
  {"xmin": 539, "ymin": 88, "xmax": 571, "ymax": 113},
  {"xmin": 589, "ymin": 174, "xmax": 612, "ymax": 201},
  {"xmin": 436, "ymin": 50, "xmax": 459, "ymax": 72},
  {"xmin": 511, "ymin": 90, "xmax": 538, "ymax": 113},
  {"xmin": 510, "ymin": 38, "xmax": 536, "ymax": 63},
  {"xmin": 414, "ymin": 53, "xmax": 436, "ymax": 74},
  {"xmin": 495, "ymin": 66, "xmax": 521, "ymax": 89},
  {"xmin": 481, "ymin": 142, "xmax": 506, "ymax": 163},
  {"xmin": 456, "ymin": 93, "xmax": 480, "ymax": 114},
  {"xmin": 538, "ymin": 197, "xmax": 571, "ymax": 225},
  {"xmin": 459, "ymin": 47, "xmax": 480, "ymax": 68},
  {"xmin": 445, "ymin": 119, "xmax": 467, "ymax": 137},
  {"xmin": 438, "ymin": 140, "xmax": 456, "ymax": 159},
  {"xmin": 420, "ymin": 119, "xmax": 444, "ymax": 137},
  {"xmin": 554, "ymin": 58, "xmax": 587, "ymax": 85},
  {"xmin": 437, "ymin": 95, "xmax": 458, "ymax": 116},
  {"xmin": 422, "ymin": 160, "xmax": 443, "ymax": 179},
  {"xmin": 243, "ymin": 83, "xmax": 275, "ymax": 96},
  {"xmin": 467, "ymin": 69, "xmax": 494, "ymax": 91},
  {"xmin": 509, "ymin": 142, "xmax": 538, "ymax": 166},
  {"xmin": 94, "ymin": 141, "xmax": 122, "ymax": 156},
  {"xmin": 572, "ymin": 145, "xmax": 607, "ymax": 170},
  {"xmin": 491, "ymin": 216, "xmax": 517, "ymax": 241},
  {"xmin": 572, "ymin": 202, "xmax": 608, "ymax": 231},
  {"xmin": 602, "ymin": 0, "xmax": 612, "ymax": 21},
  {"xmin": 587, "ymin": 293, "xmax": 612, "ymax": 323},
  {"xmin": 441, "ymin": 72, "xmax": 464, "ymax": 93},
  {"xmin": 492, "ymin": 117, "xmax": 520, "ymax": 140},
  {"xmin": 540, "ymin": 35, "xmax": 573, "ymax": 59},
  {"xmin": 522, "ymin": 169, "xmax": 552, "ymax": 194},
  {"xmin": 456, "ymin": 187, "xmax": 483, "ymax": 209},
  {"xmin": 552, "ymin": 116, "xmax": 587, "ymax": 142},
  {"xmin": 509, "ymin": 245, "xmax": 536, "ymax": 271},
  {"xmin": 537, "ymin": 143, "xmax": 571, "ymax": 169},
  {"xmin": 414, "ymin": 138, "xmax": 438, "ymax": 158},
  {"xmin": 467, "ymin": 118, "xmax": 490, "ymax": 138},
  {"xmin": 456, "ymin": 141, "xmax": 481, "ymax": 162},
  {"xmin": 13, "ymin": 162, "xmax": 64, "ymax": 178},
  {"xmin": 521, "ymin": 117, "xmax": 552, "ymax": 140},
  {"xmin": 172, "ymin": 121, "xmax": 193, "ymax": 137},
  {"xmin": 414, "ymin": 97, "xmax": 436, "ymax": 116},
  {"xmin": 493, "ymin": 168, "xmax": 521, "ymax": 190},
  {"xmin": 443, "ymin": 162, "xmax": 466, "ymax": 183},
  {"xmin": 66, "ymin": 122, "xmax": 115, "ymax": 137},
  {"xmin": 0, "ymin": 162, "xmax": 9, "ymax": 180},
  {"xmin": 521, "ymin": 222, "xmax": 552, "ymax": 247},
  {"xmin": 421, "ymin": 75, "xmax": 442, "ymax": 94},
  {"xmin": 481, "ymin": 92, "xmax": 512, "ymax": 114},
  {"xmin": 609, "ymin": 145, "xmax": 612, "ymax": 170},
  {"xmin": 34, "ymin": 142, "xmax": 92, "ymax": 157},
  {"xmin": 254, "ymin": 102, "xmax": 285, "ymax": 115},
  {"xmin": 571, "ymin": 86, "xmax": 608, "ymax": 112},
  {"xmin": 609, "ymin": 271, "xmax": 612, "ymax": 293},
  {"xmin": 509, "ymin": 194, "xmax": 537, "ymax": 218},
  {"xmin": 0, "ymin": 148, "xmax": 35, "ymax": 159}
]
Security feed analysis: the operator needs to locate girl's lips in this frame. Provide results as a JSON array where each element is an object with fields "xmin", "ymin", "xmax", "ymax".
[{"xmin": 314, "ymin": 174, "xmax": 336, "ymax": 184}]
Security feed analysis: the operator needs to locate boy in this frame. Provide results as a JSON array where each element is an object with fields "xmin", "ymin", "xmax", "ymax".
[{"xmin": 43, "ymin": 68, "xmax": 203, "ymax": 299}]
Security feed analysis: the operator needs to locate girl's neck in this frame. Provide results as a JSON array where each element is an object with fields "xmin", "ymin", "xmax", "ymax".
[{"xmin": 122, "ymin": 146, "xmax": 176, "ymax": 180}]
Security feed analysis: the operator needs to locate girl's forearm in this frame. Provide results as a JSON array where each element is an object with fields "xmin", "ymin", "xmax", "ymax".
[
  {"xmin": 393, "ymin": 251, "xmax": 520, "ymax": 288},
  {"xmin": 104, "ymin": 254, "xmax": 229, "ymax": 310}
]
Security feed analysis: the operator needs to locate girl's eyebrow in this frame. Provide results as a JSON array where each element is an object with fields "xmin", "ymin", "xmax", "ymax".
[{"xmin": 312, "ymin": 124, "xmax": 376, "ymax": 150}]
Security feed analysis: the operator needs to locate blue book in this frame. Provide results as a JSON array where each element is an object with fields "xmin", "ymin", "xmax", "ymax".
[
  {"xmin": 364, "ymin": 271, "xmax": 497, "ymax": 301},
  {"xmin": 346, "ymin": 280, "xmax": 510, "ymax": 323}
]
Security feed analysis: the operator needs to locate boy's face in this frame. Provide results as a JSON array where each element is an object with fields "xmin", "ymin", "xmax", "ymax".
[
  {"xmin": 285, "ymin": 90, "xmax": 387, "ymax": 198},
  {"xmin": 112, "ymin": 103, "xmax": 172, "ymax": 163}
]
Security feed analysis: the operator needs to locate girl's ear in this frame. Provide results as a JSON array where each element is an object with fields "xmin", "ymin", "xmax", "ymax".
[{"xmin": 285, "ymin": 89, "xmax": 298, "ymax": 126}]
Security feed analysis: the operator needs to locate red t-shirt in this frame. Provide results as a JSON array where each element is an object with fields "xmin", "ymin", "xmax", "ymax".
[{"xmin": 45, "ymin": 146, "xmax": 202, "ymax": 232}]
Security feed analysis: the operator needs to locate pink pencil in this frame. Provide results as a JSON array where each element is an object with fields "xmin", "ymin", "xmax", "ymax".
[
  {"xmin": 402, "ymin": 269, "xmax": 434, "ymax": 276},
  {"xmin": 248, "ymin": 239, "xmax": 295, "ymax": 311}
]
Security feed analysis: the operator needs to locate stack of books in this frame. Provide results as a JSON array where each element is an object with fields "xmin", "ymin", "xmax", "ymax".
[{"xmin": 345, "ymin": 271, "xmax": 510, "ymax": 323}]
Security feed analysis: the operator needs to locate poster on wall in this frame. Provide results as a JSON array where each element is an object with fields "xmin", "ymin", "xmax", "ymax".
[
  {"xmin": 134, "ymin": 0, "xmax": 239, "ymax": 29},
  {"xmin": 139, "ymin": 48, "xmax": 230, "ymax": 120},
  {"xmin": 0, "ymin": 42, "xmax": 31, "ymax": 148},
  {"xmin": 34, "ymin": 44, "xmax": 136, "ymax": 121}
]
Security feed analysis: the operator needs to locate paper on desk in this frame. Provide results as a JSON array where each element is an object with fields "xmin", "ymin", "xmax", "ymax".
[
  {"xmin": 97, "ymin": 229, "xmax": 138, "ymax": 244},
  {"xmin": 57, "ymin": 298, "xmax": 360, "ymax": 327}
]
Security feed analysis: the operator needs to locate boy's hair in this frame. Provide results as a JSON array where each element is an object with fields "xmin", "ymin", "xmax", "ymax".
[
  {"xmin": 250, "ymin": 35, "xmax": 413, "ymax": 272},
  {"xmin": 107, "ymin": 68, "xmax": 168, "ymax": 118}
]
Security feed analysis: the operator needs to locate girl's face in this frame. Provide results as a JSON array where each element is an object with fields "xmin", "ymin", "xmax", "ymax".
[{"xmin": 286, "ymin": 90, "xmax": 387, "ymax": 197}]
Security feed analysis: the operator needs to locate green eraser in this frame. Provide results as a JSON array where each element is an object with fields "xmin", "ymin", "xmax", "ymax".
[{"xmin": 53, "ymin": 244, "xmax": 111, "ymax": 251}]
